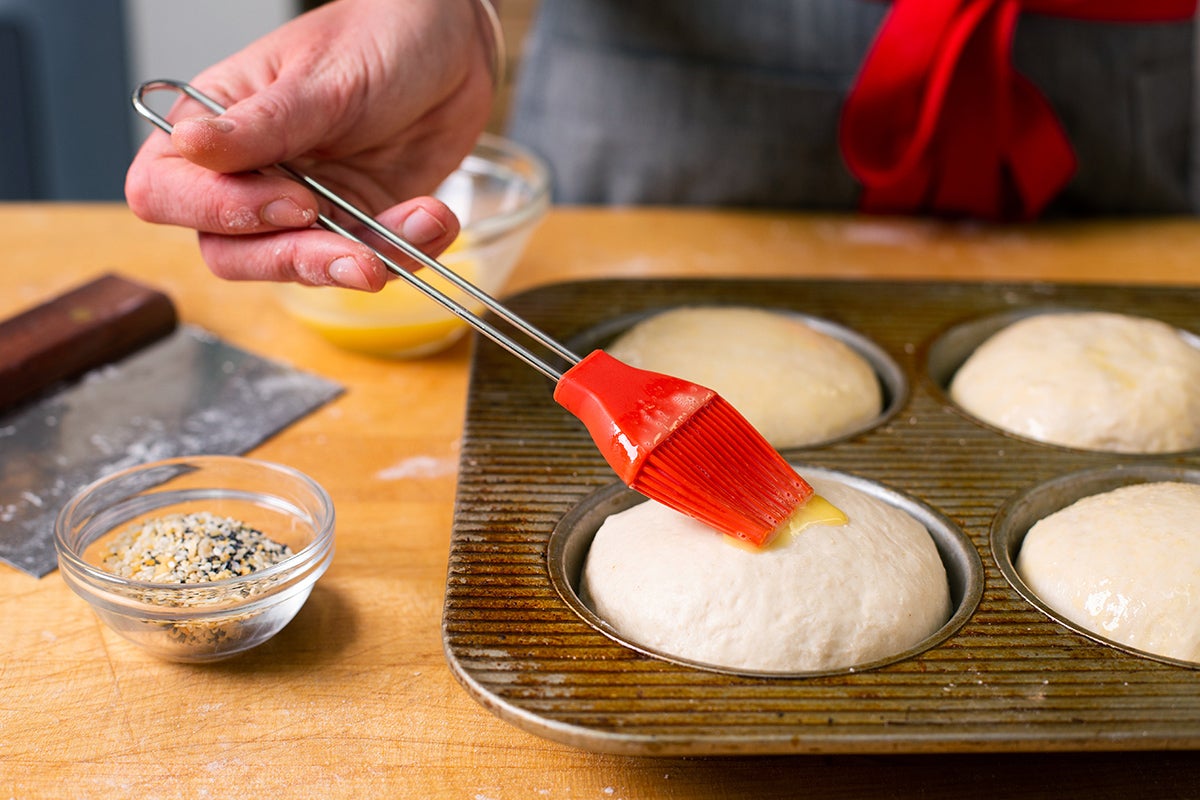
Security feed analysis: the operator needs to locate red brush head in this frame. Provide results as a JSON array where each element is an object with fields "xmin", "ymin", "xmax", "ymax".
[{"xmin": 554, "ymin": 350, "xmax": 813, "ymax": 546}]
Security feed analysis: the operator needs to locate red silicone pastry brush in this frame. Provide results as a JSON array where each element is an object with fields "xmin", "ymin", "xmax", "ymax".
[
  {"xmin": 133, "ymin": 80, "xmax": 815, "ymax": 546},
  {"xmin": 554, "ymin": 350, "xmax": 814, "ymax": 546}
]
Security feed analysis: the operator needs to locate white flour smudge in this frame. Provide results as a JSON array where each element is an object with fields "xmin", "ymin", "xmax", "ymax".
[{"xmin": 376, "ymin": 455, "xmax": 457, "ymax": 481}]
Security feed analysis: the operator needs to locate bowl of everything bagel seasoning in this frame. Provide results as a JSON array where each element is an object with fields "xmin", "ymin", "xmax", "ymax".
[{"xmin": 55, "ymin": 455, "xmax": 334, "ymax": 662}]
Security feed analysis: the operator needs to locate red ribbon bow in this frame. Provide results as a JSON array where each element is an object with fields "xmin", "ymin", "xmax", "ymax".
[{"xmin": 839, "ymin": 0, "xmax": 1196, "ymax": 221}]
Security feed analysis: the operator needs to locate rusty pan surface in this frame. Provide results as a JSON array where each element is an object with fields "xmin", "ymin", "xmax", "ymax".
[{"xmin": 442, "ymin": 278, "xmax": 1200, "ymax": 756}]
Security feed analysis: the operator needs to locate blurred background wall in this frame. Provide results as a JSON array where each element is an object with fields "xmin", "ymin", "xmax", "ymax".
[{"xmin": 0, "ymin": 0, "xmax": 297, "ymax": 200}]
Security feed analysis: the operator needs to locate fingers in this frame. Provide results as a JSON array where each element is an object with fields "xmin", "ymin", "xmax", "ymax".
[
  {"xmin": 169, "ymin": 76, "xmax": 333, "ymax": 175},
  {"xmin": 126, "ymin": 75, "xmax": 341, "ymax": 235},
  {"xmin": 196, "ymin": 197, "xmax": 460, "ymax": 291},
  {"xmin": 125, "ymin": 149, "xmax": 320, "ymax": 236}
]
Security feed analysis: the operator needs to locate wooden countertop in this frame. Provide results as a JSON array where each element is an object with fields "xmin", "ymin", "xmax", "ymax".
[{"xmin": 2, "ymin": 203, "xmax": 1199, "ymax": 799}]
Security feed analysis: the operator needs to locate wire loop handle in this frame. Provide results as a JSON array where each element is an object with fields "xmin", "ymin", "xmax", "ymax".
[{"xmin": 132, "ymin": 79, "xmax": 577, "ymax": 379}]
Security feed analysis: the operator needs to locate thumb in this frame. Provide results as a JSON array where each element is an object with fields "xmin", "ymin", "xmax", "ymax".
[{"xmin": 170, "ymin": 83, "xmax": 324, "ymax": 174}]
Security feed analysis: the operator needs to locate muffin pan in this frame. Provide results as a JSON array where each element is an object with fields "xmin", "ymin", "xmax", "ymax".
[{"xmin": 443, "ymin": 278, "xmax": 1200, "ymax": 755}]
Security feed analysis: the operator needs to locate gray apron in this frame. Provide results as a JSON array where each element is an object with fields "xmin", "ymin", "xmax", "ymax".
[{"xmin": 506, "ymin": 0, "xmax": 1196, "ymax": 215}]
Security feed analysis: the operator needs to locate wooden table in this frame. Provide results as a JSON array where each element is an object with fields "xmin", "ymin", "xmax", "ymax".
[{"xmin": 2, "ymin": 203, "xmax": 1198, "ymax": 799}]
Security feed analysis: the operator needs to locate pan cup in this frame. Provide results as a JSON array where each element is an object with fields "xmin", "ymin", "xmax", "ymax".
[
  {"xmin": 547, "ymin": 466, "xmax": 983, "ymax": 678},
  {"xmin": 990, "ymin": 464, "xmax": 1200, "ymax": 669},
  {"xmin": 923, "ymin": 307, "xmax": 1200, "ymax": 455},
  {"xmin": 562, "ymin": 307, "xmax": 908, "ymax": 451}
]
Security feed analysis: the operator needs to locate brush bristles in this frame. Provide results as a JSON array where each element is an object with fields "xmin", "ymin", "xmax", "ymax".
[{"xmin": 630, "ymin": 396, "xmax": 813, "ymax": 545}]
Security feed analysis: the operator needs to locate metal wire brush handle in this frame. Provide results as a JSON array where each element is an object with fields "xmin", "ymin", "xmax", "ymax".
[{"xmin": 131, "ymin": 79, "xmax": 578, "ymax": 380}]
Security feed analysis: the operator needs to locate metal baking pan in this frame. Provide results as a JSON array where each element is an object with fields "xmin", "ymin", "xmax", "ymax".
[{"xmin": 442, "ymin": 278, "xmax": 1200, "ymax": 756}]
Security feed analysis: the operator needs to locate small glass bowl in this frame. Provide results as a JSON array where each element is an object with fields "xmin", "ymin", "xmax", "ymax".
[
  {"xmin": 277, "ymin": 132, "xmax": 551, "ymax": 358},
  {"xmin": 55, "ymin": 455, "xmax": 335, "ymax": 663}
]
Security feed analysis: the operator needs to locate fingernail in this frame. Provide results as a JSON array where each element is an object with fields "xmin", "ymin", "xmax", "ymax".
[
  {"xmin": 200, "ymin": 116, "xmax": 236, "ymax": 134},
  {"xmin": 262, "ymin": 197, "xmax": 315, "ymax": 228},
  {"xmin": 329, "ymin": 257, "xmax": 372, "ymax": 291},
  {"xmin": 401, "ymin": 207, "xmax": 448, "ymax": 245}
]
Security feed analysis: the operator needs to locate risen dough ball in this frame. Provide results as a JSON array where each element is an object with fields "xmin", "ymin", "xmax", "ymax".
[
  {"xmin": 606, "ymin": 306, "xmax": 882, "ymax": 448},
  {"xmin": 1016, "ymin": 481, "xmax": 1200, "ymax": 664},
  {"xmin": 949, "ymin": 312, "xmax": 1200, "ymax": 453},
  {"xmin": 581, "ymin": 476, "xmax": 951, "ymax": 673}
]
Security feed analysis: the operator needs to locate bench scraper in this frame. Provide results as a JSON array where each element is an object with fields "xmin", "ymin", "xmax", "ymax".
[{"xmin": 0, "ymin": 273, "xmax": 343, "ymax": 577}]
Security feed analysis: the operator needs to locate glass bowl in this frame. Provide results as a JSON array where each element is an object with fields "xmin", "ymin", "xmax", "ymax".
[
  {"xmin": 277, "ymin": 132, "xmax": 551, "ymax": 358},
  {"xmin": 55, "ymin": 455, "xmax": 335, "ymax": 663}
]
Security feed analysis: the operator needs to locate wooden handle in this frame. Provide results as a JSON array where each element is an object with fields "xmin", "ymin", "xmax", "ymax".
[{"xmin": 0, "ymin": 273, "xmax": 178, "ymax": 415}]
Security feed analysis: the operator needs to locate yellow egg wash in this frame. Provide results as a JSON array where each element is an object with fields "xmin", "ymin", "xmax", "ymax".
[
  {"xmin": 1084, "ymin": 343, "xmax": 1138, "ymax": 390},
  {"xmin": 727, "ymin": 495, "xmax": 848, "ymax": 551},
  {"xmin": 279, "ymin": 237, "xmax": 479, "ymax": 357}
]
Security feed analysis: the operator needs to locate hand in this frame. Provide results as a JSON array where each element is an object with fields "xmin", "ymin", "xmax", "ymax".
[{"xmin": 124, "ymin": 0, "xmax": 497, "ymax": 291}]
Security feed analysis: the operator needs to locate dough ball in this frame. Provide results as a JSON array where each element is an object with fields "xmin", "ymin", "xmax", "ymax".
[
  {"xmin": 581, "ymin": 476, "xmax": 951, "ymax": 673},
  {"xmin": 1016, "ymin": 481, "xmax": 1200, "ymax": 664},
  {"xmin": 606, "ymin": 306, "xmax": 882, "ymax": 448},
  {"xmin": 949, "ymin": 312, "xmax": 1200, "ymax": 453}
]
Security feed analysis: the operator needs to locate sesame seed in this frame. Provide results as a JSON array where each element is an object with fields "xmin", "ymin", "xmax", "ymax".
[{"xmin": 100, "ymin": 511, "xmax": 292, "ymax": 583}]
